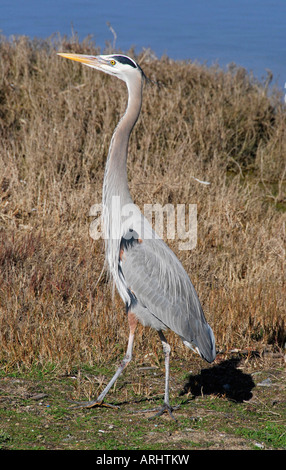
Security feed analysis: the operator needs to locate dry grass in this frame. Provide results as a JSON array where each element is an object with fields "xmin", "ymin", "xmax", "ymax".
[{"xmin": 0, "ymin": 34, "xmax": 285, "ymax": 372}]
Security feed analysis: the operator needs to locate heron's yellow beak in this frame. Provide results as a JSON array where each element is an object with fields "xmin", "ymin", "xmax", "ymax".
[{"xmin": 57, "ymin": 53, "xmax": 103, "ymax": 67}]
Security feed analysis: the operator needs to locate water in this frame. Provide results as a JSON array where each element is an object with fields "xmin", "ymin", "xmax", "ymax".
[{"xmin": 0, "ymin": 0, "xmax": 285, "ymax": 90}]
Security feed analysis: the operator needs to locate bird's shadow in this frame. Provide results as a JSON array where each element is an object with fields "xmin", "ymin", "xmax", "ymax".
[{"xmin": 180, "ymin": 357, "xmax": 255, "ymax": 402}]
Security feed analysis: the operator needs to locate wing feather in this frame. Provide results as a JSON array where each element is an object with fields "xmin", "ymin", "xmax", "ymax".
[{"xmin": 120, "ymin": 236, "xmax": 216, "ymax": 362}]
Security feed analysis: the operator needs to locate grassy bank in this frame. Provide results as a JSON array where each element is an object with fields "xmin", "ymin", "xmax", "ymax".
[
  {"xmin": 0, "ymin": 351, "xmax": 285, "ymax": 450},
  {"xmin": 0, "ymin": 34, "xmax": 285, "ymax": 375}
]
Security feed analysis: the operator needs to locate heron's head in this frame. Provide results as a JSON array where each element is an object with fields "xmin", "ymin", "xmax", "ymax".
[{"xmin": 57, "ymin": 52, "xmax": 145, "ymax": 84}]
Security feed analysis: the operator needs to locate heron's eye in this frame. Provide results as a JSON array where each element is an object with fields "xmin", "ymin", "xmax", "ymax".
[{"xmin": 110, "ymin": 59, "xmax": 116, "ymax": 66}]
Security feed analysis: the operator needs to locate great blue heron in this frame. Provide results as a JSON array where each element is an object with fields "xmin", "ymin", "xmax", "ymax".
[{"xmin": 58, "ymin": 52, "xmax": 216, "ymax": 419}]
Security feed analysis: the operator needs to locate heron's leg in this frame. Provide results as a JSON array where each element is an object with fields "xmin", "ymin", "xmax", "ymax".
[
  {"xmin": 149, "ymin": 330, "xmax": 178, "ymax": 420},
  {"xmin": 95, "ymin": 312, "xmax": 138, "ymax": 404},
  {"xmin": 71, "ymin": 312, "xmax": 138, "ymax": 409},
  {"xmin": 159, "ymin": 330, "xmax": 171, "ymax": 406}
]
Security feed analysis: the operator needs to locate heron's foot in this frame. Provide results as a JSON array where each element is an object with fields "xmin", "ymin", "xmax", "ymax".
[
  {"xmin": 134, "ymin": 402, "xmax": 179, "ymax": 421},
  {"xmin": 70, "ymin": 399, "xmax": 119, "ymax": 410},
  {"xmin": 149, "ymin": 402, "xmax": 179, "ymax": 421}
]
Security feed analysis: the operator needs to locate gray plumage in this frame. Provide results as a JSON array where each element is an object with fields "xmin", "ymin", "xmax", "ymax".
[
  {"xmin": 58, "ymin": 52, "xmax": 216, "ymax": 418},
  {"xmin": 121, "ymin": 235, "xmax": 216, "ymax": 363}
]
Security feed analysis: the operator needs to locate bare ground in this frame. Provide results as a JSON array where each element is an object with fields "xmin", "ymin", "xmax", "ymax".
[{"xmin": 0, "ymin": 349, "xmax": 285, "ymax": 450}]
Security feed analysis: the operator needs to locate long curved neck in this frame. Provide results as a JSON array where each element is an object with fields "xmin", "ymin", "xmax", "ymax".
[{"xmin": 103, "ymin": 73, "xmax": 143, "ymax": 207}]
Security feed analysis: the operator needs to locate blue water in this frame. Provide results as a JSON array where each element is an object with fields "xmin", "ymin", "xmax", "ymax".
[{"xmin": 1, "ymin": 0, "xmax": 285, "ymax": 90}]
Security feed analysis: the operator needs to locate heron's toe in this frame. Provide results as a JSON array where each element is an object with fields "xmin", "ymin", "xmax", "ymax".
[{"xmin": 70, "ymin": 400, "xmax": 119, "ymax": 410}]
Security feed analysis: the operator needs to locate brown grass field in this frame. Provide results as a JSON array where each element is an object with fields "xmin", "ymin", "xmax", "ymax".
[{"xmin": 0, "ymin": 34, "xmax": 285, "ymax": 375}]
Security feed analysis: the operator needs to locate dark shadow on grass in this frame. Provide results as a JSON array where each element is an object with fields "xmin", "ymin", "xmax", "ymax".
[{"xmin": 180, "ymin": 357, "xmax": 255, "ymax": 402}]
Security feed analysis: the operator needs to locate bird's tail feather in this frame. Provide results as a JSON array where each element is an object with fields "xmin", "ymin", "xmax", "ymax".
[{"xmin": 183, "ymin": 323, "xmax": 216, "ymax": 363}]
